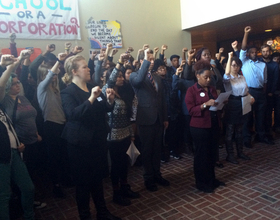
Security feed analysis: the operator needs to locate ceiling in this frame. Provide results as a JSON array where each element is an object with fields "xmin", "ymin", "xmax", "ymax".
[{"xmin": 186, "ymin": 3, "xmax": 280, "ymax": 48}]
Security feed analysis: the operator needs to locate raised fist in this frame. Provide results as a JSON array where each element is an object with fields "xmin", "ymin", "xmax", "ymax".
[
  {"xmin": 244, "ymin": 26, "xmax": 251, "ymax": 33},
  {"xmin": 188, "ymin": 49, "xmax": 196, "ymax": 57},
  {"xmin": 9, "ymin": 33, "xmax": 16, "ymax": 42},
  {"xmin": 112, "ymin": 48, "xmax": 118, "ymax": 56},
  {"xmin": 127, "ymin": 47, "xmax": 134, "ymax": 53},
  {"xmin": 180, "ymin": 60, "xmax": 186, "ymax": 66},
  {"xmin": 107, "ymin": 43, "xmax": 113, "ymax": 50},
  {"xmin": 65, "ymin": 42, "xmax": 72, "ymax": 49},
  {"xmin": 120, "ymin": 53, "xmax": 129, "ymax": 63},
  {"xmin": 219, "ymin": 48, "xmax": 224, "ymax": 53},
  {"xmin": 176, "ymin": 67, "xmax": 183, "ymax": 75},
  {"xmin": 106, "ymin": 88, "xmax": 115, "ymax": 103},
  {"xmin": 154, "ymin": 47, "xmax": 159, "ymax": 53},
  {"xmin": 182, "ymin": 47, "xmax": 188, "ymax": 52},
  {"xmin": 58, "ymin": 53, "xmax": 67, "ymax": 61},
  {"xmin": 18, "ymin": 49, "xmax": 32, "ymax": 60},
  {"xmin": 231, "ymin": 41, "xmax": 238, "ymax": 49},
  {"xmin": 124, "ymin": 60, "xmax": 131, "ymax": 68},
  {"xmin": 0, "ymin": 54, "xmax": 18, "ymax": 67},
  {"xmin": 47, "ymin": 44, "xmax": 56, "ymax": 52},
  {"xmin": 144, "ymin": 48, "xmax": 150, "ymax": 58},
  {"xmin": 73, "ymin": 46, "xmax": 83, "ymax": 54},
  {"xmin": 29, "ymin": 48, "xmax": 34, "ymax": 54},
  {"xmin": 215, "ymin": 53, "xmax": 220, "ymax": 59},
  {"xmin": 143, "ymin": 44, "xmax": 149, "ymax": 50},
  {"xmin": 88, "ymin": 86, "xmax": 101, "ymax": 104},
  {"xmin": 92, "ymin": 86, "xmax": 102, "ymax": 98},
  {"xmin": 161, "ymin": 45, "xmax": 168, "ymax": 51},
  {"xmin": 91, "ymin": 50, "xmax": 98, "ymax": 59}
]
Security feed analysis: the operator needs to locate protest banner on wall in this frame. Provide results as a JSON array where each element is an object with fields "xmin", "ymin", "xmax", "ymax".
[
  {"xmin": 0, "ymin": 0, "xmax": 81, "ymax": 40},
  {"xmin": 86, "ymin": 17, "xmax": 123, "ymax": 49}
]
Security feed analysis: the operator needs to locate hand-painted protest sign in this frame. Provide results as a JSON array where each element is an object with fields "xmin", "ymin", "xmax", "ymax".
[
  {"xmin": 86, "ymin": 17, "xmax": 122, "ymax": 49},
  {"xmin": 0, "ymin": 0, "xmax": 81, "ymax": 40}
]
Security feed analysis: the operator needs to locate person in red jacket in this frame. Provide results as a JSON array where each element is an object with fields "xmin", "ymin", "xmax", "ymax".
[{"xmin": 185, "ymin": 60, "xmax": 225, "ymax": 193}]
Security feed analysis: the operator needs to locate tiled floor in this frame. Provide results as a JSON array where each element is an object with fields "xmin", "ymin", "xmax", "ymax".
[{"xmin": 16, "ymin": 137, "xmax": 280, "ymax": 220}]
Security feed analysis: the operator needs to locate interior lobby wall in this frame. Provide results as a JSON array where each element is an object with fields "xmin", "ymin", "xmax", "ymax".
[
  {"xmin": 180, "ymin": 0, "xmax": 280, "ymax": 30},
  {"xmin": 0, "ymin": 0, "xmax": 191, "ymax": 60}
]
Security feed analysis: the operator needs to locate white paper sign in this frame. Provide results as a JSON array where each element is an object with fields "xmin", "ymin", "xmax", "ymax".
[
  {"xmin": 242, "ymin": 95, "xmax": 252, "ymax": 115},
  {"xmin": 126, "ymin": 141, "xmax": 140, "ymax": 166},
  {"xmin": 0, "ymin": 0, "xmax": 81, "ymax": 40},
  {"xmin": 209, "ymin": 91, "xmax": 232, "ymax": 111}
]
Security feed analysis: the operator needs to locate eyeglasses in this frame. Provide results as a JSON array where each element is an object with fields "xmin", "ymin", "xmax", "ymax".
[
  {"xmin": 202, "ymin": 53, "xmax": 211, "ymax": 57},
  {"xmin": 157, "ymin": 67, "xmax": 166, "ymax": 71},
  {"xmin": 231, "ymin": 64, "xmax": 239, "ymax": 68},
  {"xmin": 11, "ymin": 80, "xmax": 21, "ymax": 86}
]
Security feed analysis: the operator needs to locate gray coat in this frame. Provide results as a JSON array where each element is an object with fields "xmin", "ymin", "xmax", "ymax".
[{"xmin": 130, "ymin": 60, "xmax": 168, "ymax": 126}]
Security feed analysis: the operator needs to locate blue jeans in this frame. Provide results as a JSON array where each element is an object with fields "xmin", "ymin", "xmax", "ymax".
[{"xmin": 0, "ymin": 149, "xmax": 34, "ymax": 220}]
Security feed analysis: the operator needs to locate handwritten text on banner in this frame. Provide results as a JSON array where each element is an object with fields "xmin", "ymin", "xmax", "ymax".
[
  {"xmin": 0, "ymin": 0, "xmax": 81, "ymax": 40},
  {"xmin": 86, "ymin": 17, "xmax": 123, "ymax": 49}
]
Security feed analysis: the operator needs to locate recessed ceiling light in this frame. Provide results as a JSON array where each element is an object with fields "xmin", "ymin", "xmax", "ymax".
[{"xmin": 265, "ymin": 29, "xmax": 272, "ymax": 32}]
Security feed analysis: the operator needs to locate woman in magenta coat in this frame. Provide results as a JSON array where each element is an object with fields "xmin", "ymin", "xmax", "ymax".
[{"xmin": 185, "ymin": 60, "xmax": 225, "ymax": 193}]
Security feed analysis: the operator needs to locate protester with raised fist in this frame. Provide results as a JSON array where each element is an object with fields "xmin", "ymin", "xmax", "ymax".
[{"xmin": 61, "ymin": 55, "xmax": 121, "ymax": 220}]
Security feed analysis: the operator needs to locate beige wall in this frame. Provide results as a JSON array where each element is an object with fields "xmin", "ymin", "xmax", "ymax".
[{"xmin": 0, "ymin": 0, "xmax": 191, "ymax": 60}]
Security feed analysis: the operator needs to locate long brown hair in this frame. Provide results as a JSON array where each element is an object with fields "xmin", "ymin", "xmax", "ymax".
[{"xmin": 37, "ymin": 63, "xmax": 59, "ymax": 93}]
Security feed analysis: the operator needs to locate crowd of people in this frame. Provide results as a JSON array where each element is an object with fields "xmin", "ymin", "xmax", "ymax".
[{"xmin": 0, "ymin": 25, "xmax": 279, "ymax": 219}]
